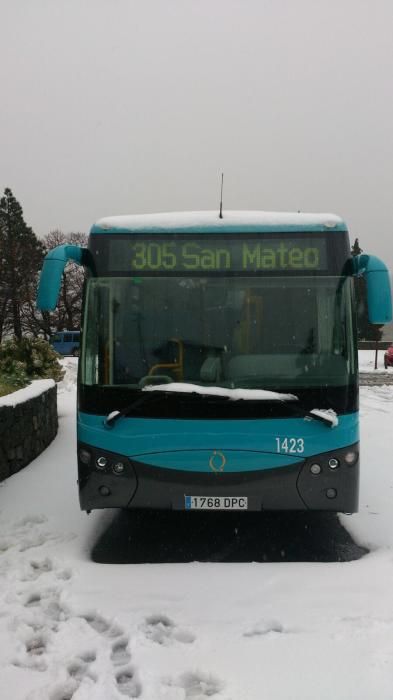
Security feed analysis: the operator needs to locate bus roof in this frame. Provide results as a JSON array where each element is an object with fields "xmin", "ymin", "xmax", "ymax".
[{"xmin": 90, "ymin": 210, "xmax": 347, "ymax": 235}]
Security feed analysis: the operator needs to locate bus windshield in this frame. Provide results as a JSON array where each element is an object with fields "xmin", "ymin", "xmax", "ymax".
[{"xmin": 81, "ymin": 275, "xmax": 356, "ymax": 394}]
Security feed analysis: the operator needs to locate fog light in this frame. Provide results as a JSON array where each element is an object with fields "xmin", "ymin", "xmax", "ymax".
[
  {"xmin": 79, "ymin": 449, "xmax": 91, "ymax": 465},
  {"xmin": 96, "ymin": 456, "xmax": 108, "ymax": 469},
  {"xmin": 310, "ymin": 463, "xmax": 321, "ymax": 475},
  {"xmin": 326, "ymin": 488, "xmax": 337, "ymax": 499},
  {"xmin": 328, "ymin": 458, "xmax": 339, "ymax": 470},
  {"xmin": 99, "ymin": 485, "xmax": 111, "ymax": 496},
  {"xmin": 113, "ymin": 461, "xmax": 125, "ymax": 475},
  {"xmin": 344, "ymin": 451, "xmax": 358, "ymax": 465}
]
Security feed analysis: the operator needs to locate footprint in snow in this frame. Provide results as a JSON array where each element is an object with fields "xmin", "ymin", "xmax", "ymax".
[
  {"xmin": 47, "ymin": 651, "xmax": 97, "ymax": 699},
  {"xmin": 48, "ymin": 678, "xmax": 81, "ymax": 700},
  {"xmin": 67, "ymin": 653, "xmax": 97, "ymax": 682},
  {"xmin": 20, "ymin": 557, "xmax": 72, "ymax": 583},
  {"xmin": 80, "ymin": 611, "xmax": 123, "ymax": 638},
  {"xmin": 78, "ymin": 612, "xmax": 143, "ymax": 696},
  {"xmin": 116, "ymin": 666, "xmax": 142, "ymax": 698},
  {"xmin": 11, "ymin": 548, "xmax": 142, "ymax": 699},
  {"xmin": 174, "ymin": 670, "xmax": 223, "ymax": 698},
  {"xmin": 111, "ymin": 637, "xmax": 132, "ymax": 666},
  {"xmin": 13, "ymin": 630, "xmax": 49, "ymax": 672},
  {"xmin": 21, "ymin": 557, "xmax": 53, "ymax": 581},
  {"xmin": 25, "ymin": 592, "xmax": 42, "ymax": 608},
  {"xmin": 243, "ymin": 619, "xmax": 285, "ymax": 637},
  {"xmin": 26, "ymin": 633, "xmax": 47, "ymax": 656},
  {"xmin": 23, "ymin": 588, "xmax": 69, "ymax": 623},
  {"xmin": 143, "ymin": 613, "xmax": 196, "ymax": 645}
]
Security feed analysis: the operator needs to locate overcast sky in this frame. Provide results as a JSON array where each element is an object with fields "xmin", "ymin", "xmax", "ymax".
[{"xmin": 1, "ymin": 0, "xmax": 393, "ymax": 269}]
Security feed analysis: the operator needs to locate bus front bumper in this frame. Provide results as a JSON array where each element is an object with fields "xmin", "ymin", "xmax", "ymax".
[{"xmin": 77, "ymin": 443, "xmax": 359, "ymax": 513}]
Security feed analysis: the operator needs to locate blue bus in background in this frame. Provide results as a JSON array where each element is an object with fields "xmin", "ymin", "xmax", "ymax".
[
  {"xmin": 37, "ymin": 211, "xmax": 392, "ymax": 514},
  {"xmin": 50, "ymin": 330, "xmax": 80, "ymax": 356}
]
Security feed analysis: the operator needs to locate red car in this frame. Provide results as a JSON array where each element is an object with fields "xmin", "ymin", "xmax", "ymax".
[{"xmin": 384, "ymin": 345, "xmax": 393, "ymax": 369}]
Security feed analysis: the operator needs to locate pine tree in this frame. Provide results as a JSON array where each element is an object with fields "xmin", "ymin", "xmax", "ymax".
[{"xmin": 0, "ymin": 188, "xmax": 44, "ymax": 340}]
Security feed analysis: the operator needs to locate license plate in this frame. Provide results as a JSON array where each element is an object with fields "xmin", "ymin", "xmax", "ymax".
[{"xmin": 185, "ymin": 496, "xmax": 248, "ymax": 510}]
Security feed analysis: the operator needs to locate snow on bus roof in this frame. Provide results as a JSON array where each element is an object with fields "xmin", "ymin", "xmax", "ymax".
[{"xmin": 91, "ymin": 210, "xmax": 347, "ymax": 234}]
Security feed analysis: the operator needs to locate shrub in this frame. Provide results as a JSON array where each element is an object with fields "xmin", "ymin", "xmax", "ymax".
[{"xmin": 0, "ymin": 337, "xmax": 65, "ymax": 387}]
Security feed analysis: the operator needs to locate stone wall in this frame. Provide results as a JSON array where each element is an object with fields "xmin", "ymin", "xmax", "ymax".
[{"xmin": 0, "ymin": 384, "xmax": 58, "ymax": 481}]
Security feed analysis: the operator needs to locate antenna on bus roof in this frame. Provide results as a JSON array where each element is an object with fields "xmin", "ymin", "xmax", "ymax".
[{"xmin": 219, "ymin": 173, "xmax": 224, "ymax": 219}]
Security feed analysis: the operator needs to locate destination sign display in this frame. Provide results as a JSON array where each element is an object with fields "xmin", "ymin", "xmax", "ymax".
[{"xmin": 108, "ymin": 237, "xmax": 328, "ymax": 273}]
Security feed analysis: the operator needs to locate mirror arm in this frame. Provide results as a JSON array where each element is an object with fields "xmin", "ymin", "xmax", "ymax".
[
  {"xmin": 351, "ymin": 253, "xmax": 392, "ymax": 325},
  {"xmin": 37, "ymin": 244, "xmax": 89, "ymax": 311}
]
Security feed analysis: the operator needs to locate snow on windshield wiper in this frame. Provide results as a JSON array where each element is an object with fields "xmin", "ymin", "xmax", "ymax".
[
  {"xmin": 143, "ymin": 385, "xmax": 338, "ymax": 426},
  {"xmin": 307, "ymin": 408, "xmax": 338, "ymax": 427},
  {"xmin": 104, "ymin": 385, "xmax": 235, "ymax": 427},
  {"xmin": 281, "ymin": 402, "xmax": 338, "ymax": 428},
  {"xmin": 104, "ymin": 383, "xmax": 337, "ymax": 428},
  {"xmin": 142, "ymin": 382, "xmax": 298, "ymax": 402}
]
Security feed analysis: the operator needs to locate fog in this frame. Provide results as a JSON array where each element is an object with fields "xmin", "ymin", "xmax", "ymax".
[{"xmin": 1, "ymin": 0, "xmax": 393, "ymax": 270}]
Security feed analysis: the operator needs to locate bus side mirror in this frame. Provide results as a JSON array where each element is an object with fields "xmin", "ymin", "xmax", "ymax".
[
  {"xmin": 37, "ymin": 244, "xmax": 86, "ymax": 311},
  {"xmin": 352, "ymin": 254, "xmax": 393, "ymax": 324}
]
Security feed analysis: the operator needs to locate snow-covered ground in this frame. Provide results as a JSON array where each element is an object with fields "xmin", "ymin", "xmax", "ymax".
[
  {"xmin": 358, "ymin": 348, "xmax": 393, "ymax": 373},
  {"xmin": 0, "ymin": 355, "xmax": 393, "ymax": 699}
]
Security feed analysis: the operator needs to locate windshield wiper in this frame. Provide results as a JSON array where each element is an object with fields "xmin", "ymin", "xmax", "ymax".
[
  {"xmin": 104, "ymin": 389, "xmax": 231, "ymax": 427},
  {"xmin": 105, "ymin": 390, "xmax": 170, "ymax": 427},
  {"xmin": 279, "ymin": 401, "xmax": 338, "ymax": 428},
  {"xmin": 104, "ymin": 386, "xmax": 337, "ymax": 429}
]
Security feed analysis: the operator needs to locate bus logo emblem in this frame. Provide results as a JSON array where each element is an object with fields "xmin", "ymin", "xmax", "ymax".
[{"xmin": 209, "ymin": 450, "xmax": 226, "ymax": 473}]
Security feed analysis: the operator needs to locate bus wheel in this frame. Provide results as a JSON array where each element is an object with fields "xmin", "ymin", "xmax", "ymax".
[{"xmin": 72, "ymin": 347, "xmax": 80, "ymax": 357}]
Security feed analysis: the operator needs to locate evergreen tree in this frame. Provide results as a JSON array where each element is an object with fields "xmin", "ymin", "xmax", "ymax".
[{"xmin": 0, "ymin": 188, "xmax": 44, "ymax": 340}]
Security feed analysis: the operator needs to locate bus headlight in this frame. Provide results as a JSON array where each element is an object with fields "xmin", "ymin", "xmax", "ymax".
[
  {"xmin": 113, "ymin": 461, "xmax": 125, "ymax": 475},
  {"xmin": 310, "ymin": 463, "xmax": 321, "ymax": 475},
  {"xmin": 328, "ymin": 458, "xmax": 339, "ymax": 469},
  {"xmin": 79, "ymin": 449, "xmax": 91, "ymax": 465},
  {"xmin": 96, "ymin": 456, "xmax": 108, "ymax": 469},
  {"xmin": 344, "ymin": 451, "xmax": 358, "ymax": 465}
]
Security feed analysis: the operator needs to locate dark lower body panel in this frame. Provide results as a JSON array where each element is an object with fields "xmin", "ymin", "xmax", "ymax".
[{"xmin": 78, "ymin": 443, "xmax": 359, "ymax": 513}]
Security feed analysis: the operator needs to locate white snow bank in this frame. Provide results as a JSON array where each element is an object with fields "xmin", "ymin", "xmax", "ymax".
[
  {"xmin": 142, "ymin": 382, "xmax": 298, "ymax": 401},
  {"xmin": 0, "ymin": 379, "xmax": 55, "ymax": 408},
  {"xmin": 58, "ymin": 358, "xmax": 78, "ymax": 392}
]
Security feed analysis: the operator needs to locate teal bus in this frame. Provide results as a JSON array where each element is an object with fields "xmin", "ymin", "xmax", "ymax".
[{"xmin": 37, "ymin": 211, "xmax": 392, "ymax": 514}]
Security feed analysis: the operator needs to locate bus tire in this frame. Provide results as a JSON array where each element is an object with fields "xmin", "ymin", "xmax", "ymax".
[{"xmin": 72, "ymin": 347, "xmax": 80, "ymax": 357}]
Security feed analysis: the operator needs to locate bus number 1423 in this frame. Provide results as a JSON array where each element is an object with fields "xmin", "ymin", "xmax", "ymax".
[{"xmin": 276, "ymin": 437, "xmax": 305, "ymax": 454}]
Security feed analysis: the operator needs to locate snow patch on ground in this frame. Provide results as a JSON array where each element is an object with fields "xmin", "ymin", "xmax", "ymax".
[
  {"xmin": 0, "ymin": 379, "xmax": 55, "ymax": 407},
  {"xmin": 358, "ymin": 348, "xmax": 393, "ymax": 373},
  {"xmin": 1, "ymin": 356, "xmax": 393, "ymax": 698}
]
